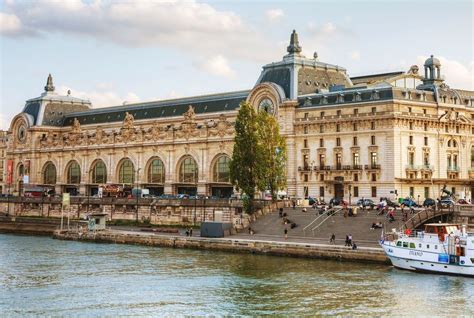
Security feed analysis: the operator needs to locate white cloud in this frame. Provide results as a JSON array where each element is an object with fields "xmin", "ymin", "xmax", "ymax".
[
  {"xmin": 0, "ymin": 12, "xmax": 22, "ymax": 36},
  {"xmin": 350, "ymin": 51, "xmax": 361, "ymax": 61},
  {"xmin": 1, "ymin": 0, "xmax": 275, "ymax": 62},
  {"xmin": 57, "ymin": 85, "xmax": 141, "ymax": 108},
  {"xmin": 265, "ymin": 9, "xmax": 284, "ymax": 22},
  {"xmin": 416, "ymin": 56, "xmax": 474, "ymax": 90},
  {"xmin": 194, "ymin": 55, "xmax": 236, "ymax": 79}
]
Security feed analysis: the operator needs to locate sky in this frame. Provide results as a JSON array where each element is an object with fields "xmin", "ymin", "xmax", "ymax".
[{"xmin": 0, "ymin": 0, "xmax": 473, "ymax": 130}]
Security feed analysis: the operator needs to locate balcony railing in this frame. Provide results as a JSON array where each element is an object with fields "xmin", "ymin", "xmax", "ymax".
[
  {"xmin": 365, "ymin": 164, "xmax": 381, "ymax": 170},
  {"xmin": 352, "ymin": 165, "xmax": 363, "ymax": 170},
  {"xmin": 405, "ymin": 164, "xmax": 419, "ymax": 170},
  {"xmin": 314, "ymin": 165, "xmax": 332, "ymax": 171},
  {"xmin": 420, "ymin": 165, "xmax": 434, "ymax": 171},
  {"xmin": 298, "ymin": 166, "xmax": 312, "ymax": 172}
]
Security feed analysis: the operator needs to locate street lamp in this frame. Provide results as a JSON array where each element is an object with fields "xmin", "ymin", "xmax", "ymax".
[{"xmin": 135, "ymin": 168, "xmax": 141, "ymax": 223}]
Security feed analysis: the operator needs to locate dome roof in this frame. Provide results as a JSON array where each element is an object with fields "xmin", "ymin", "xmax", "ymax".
[{"xmin": 424, "ymin": 55, "xmax": 441, "ymax": 67}]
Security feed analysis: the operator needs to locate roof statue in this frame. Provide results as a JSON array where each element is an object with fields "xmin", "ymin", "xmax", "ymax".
[
  {"xmin": 407, "ymin": 65, "xmax": 419, "ymax": 75},
  {"xmin": 71, "ymin": 118, "xmax": 81, "ymax": 133},
  {"xmin": 287, "ymin": 30, "xmax": 302, "ymax": 54},
  {"xmin": 44, "ymin": 73, "xmax": 55, "ymax": 92},
  {"xmin": 123, "ymin": 112, "xmax": 134, "ymax": 129},
  {"xmin": 183, "ymin": 105, "xmax": 196, "ymax": 122}
]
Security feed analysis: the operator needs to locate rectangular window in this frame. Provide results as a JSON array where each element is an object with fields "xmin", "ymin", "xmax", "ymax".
[
  {"xmin": 423, "ymin": 153, "xmax": 429, "ymax": 166},
  {"xmin": 408, "ymin": 107, "xmax": 412, "ymax": 113},
  {"xmin": 354, "ymin": 109, "xmax": 358, "ymax": 115},
  {"xmin": 424, "ymin": 123, "xmax": 428, "ymax": 131},
  {"xmin": 336, "ymin": 153, "xmax": 342, "ymax": 169},
  {"xmin": 353, "ymin": 153, "xmax": 360, "ymax": 166},
  {"xmin": 320, "ymin": 186, "xmax": 325, "ymax": 198},
  {"xmin": 371, "ymin": 173, "xmax": 376, "ymax": 182},
  {"xmin": 423, "ymin": 108, "xmax": 427, "ymax": 114},
  {"xmin": 304, "ymin": 125, "xmax": 308, "ymax": 134},
  {"xmin": 320, "ymin": 111, "xmax": 325, "ymax": 118},
  {"xmin": 371, "ymin": 121, "xmax": 375, "ymax": 130},
  {"xmin": 304, "ymin": 112, "xmax": 309, "ymax": 119},
  {"xmin": 409, "ymin": 187, "xmax": 414, "ymax": 197},
  {"xmin": 424, "ymin": 136, "xmax": 428, "ymax": 146},
  {"xmin": 320, "ymin": 174, "xmax": 324, "ymax": 181},
  {"xmin": 336, "ymin": 124, "xmax": 340, "ymax": 132},
  {"xmin": 353, "ymin": 136, "xmax": 358, "ymax": 146},
  {"xmin": 353, "ymin": 186, "xmax": 359, "ymax": 197},
  {"xmin": 371, "ymin": 135, "xmax": 375, "ymax": 145},
  {"xmin": 424, "ymin": 187, "xmax": 429, "ymax": 199},
  {"xmin": 354, "ymin": 173, "xmax": 359, "ymax": 181},
  {"xmin": 304, "ymin": 139, "xmax": 308, "ymax": 148},
  {"xmin": 353, "ymin": 123, "xmax": 357, "ymax": 131},
  {"xmin": 409, "ymin": 152, "xmax": 415, "ymax": 165},
  {"xmin": 371, "ymin": 186, "xmax": 377, "ymax": 197},
  {"xmin": 319, "ymin": 138, "xmax": 324, "ymax": 147},
  {"xmin": 371, "ymin": 107, "xmax": 376, "ymax": 114},
  {"xmin": 337, "ymin": 110, "xmax": 341, "ymax": 117},
  {"xmin": 304, "ymin": 174, "xmax": 309, "ymax": 182},
  {"xmin": 371, "ymin": 152, "xmax": 378, "ymax": 167},
  {"xmin": 319, "ymin": 154, "xmax": 325, "ymax": 167},
  {"xmin": 409, "ymin": 135, "xmax": 413, "ymax": 145},
  {"xmin": 409, "ymin": 122, "xmax": 413, "ymax": 130},
  {"xmin": 336, "ymin": 137, "xmax": 341, "ymax": 147},
  {"xmin": 456, "ymin": 126, "xmax": 460, "ymax": 133},
  {"xmin": 320, "ymin": 125, "xmax": 324, "ymax": 133}
]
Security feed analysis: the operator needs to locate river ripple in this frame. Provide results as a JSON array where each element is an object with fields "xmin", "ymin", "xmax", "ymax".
[{"xmin": 0, "ymin": 234, "xmax": 472, "ymax": 316}]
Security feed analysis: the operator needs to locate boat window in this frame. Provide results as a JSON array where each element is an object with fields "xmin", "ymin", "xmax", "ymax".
[
  {"xmin": 403, "ymin": 242, "xmax": 408, "ymax": 248},
  {"xmin": 426, "ymin": 244, "xmax": 430, "ymax": 249},
  {"xmin": 397, "ymin": 241, "xmax": 402, "ymax": 247},
  {"xmin": 435, "ymin": 245, "xmax": 438, "ymax": 250},
  {"xmin": 418, "ymin": 243, "xmax": 422, "ymax": 248},
  {"xmin": 409, "ymin": 243, "xmax": 416, "ymax": 249}
]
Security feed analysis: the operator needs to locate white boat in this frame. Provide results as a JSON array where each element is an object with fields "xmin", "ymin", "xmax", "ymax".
[{"xmin": 380, "ymin": 223, "xmax": 474, "ymax": 277}]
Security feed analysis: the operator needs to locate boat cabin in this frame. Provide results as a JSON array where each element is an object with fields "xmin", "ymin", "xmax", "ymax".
[{"xmin": 424, "ymin": 223, "xmax": 459, "ymax": 242}]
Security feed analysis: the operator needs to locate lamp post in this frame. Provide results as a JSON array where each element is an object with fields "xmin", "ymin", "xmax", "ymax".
[
  {"xmin": 349, "ymin": 185, "xmax": 352, "ymax": 206},
  {"xmin": 7, "ymin": 183, "xmax": 11, "ymax": 216},
  {"xmin": 135, "ymin": 168, "xmax": 141, "ymax": 223}
]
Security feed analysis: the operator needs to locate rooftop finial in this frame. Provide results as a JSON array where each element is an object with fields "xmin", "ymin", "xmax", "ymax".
[
  {"xmin": 287, "ymin": 29, "xmax": 302, "ymax": 54},
  {"xmin": 44, "ymin": 73, "xmax": 55, "ymax": 92}
]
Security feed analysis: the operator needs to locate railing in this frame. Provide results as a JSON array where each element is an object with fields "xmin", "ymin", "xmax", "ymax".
[
  {"xmin": 364, "ymin": 164, "xmax": 381, "ymax": 170},
  {"xmin": 447, "ymin": 166, "xmax": 459, "ymax": 172},
  {"xmin": 314, "ymin": 165, "xmax": 332, "ymax": 171},
  {"xmin": 310, "ymin": 207, "xmax": 343, "ymax": 236},
  {"xmin": 303, "ymin": 209, "xmax": 332, "ymax": 235},
  {"xmin": 298, "ymin": 166, "xmax": 312, "ymax": 172},
  {"xmin": 401, "ymin": 208, "xmax": 454, "ymax": 231}
]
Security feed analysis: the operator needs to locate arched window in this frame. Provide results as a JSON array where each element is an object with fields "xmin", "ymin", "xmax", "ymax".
[
  {"xmin": 118, "ymin": 159, "xmax": 135, "ymax": 184},
  {"xmin": 213, "ymin": 155, "xmax": 231, "ymax": 183},
  {"xmin": 179, "ymin": 156, "xmax": 198, "ymax": 183},
  {"xmin": 148, "ymin": 158, "xmax": 165, "ymax": 183},
  {"xmin": 91, "ymin": 160, "xmax": 107, "ymax": 184},
  {"xmin": 67, "ymin": 161, "xmax": 81, "ymax": 184},
  {"xmin": 18, "ymin": 164, "xmax": 24, "ymax": 176},
  {"xmin": 43, "ymin": 162, "xmax": 57, "ymax": 185}
]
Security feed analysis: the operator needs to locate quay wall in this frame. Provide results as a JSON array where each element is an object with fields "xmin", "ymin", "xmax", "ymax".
[{"xmin": 53, "ymin": 230, "xmax": 390, "ymax": 264}]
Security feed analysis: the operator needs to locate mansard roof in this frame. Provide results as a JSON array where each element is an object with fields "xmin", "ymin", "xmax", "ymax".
[{"xmin": 62, "ymin": 90, "xmax": 250, "ymax": 127}]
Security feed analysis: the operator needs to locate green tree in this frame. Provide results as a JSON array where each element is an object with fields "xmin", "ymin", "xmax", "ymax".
[
  {"xmin": 257, "ymin": 110, "xmax": 287, "ymax": 201},
  {"xmin": 230, "ymin": 102, "xmax": 262, "ymax": 213}
]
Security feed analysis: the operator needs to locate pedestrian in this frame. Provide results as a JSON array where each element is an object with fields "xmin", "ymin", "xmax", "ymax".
[
  {"xmin": 292, "ymin": 200, "xmax": 296, "ymax": 210},
  {"xmin": 348, "ymin": 234, "xmax": 353, "ymax": 246},
  {"xmin": 345, "ymin": 235, "xmax": 350, "ymax": 247},
  {"xmin": 189, "ymin": 227, "xmax": 193, "ymax": 237},
  {"xmin": 185, "ymin": 229, "xmax": 189, "ymax": 237},
  {"xmin": 248, "ymin": 226, "xmax": 252, "ymax": 234},
  {"xmin": 330, "ymin": 233, "xmax": 336, "ymax": 244},
  {"xmin": 352, "ymin": 242, "xmax": 358, "ymax": 250},
  {"xmin": 284, "ymin": 228, "xmax": 288, "ymax": 240},
  {"xmin": 279, "ymin": 207, "xmax": 283, "ymax": 217}
]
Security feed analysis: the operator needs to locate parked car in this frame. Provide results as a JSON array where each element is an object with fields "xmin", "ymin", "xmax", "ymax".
[
  {"xmin": 439, "ymin": 198, "xmax": 455, "ymax": 208},
  {"xmin": 356, "ymin": 198, "xmax": 376, "ymax": 209},
  {"xmin": 402, "ymin": 198, "xmax": 420, "ymax": 208},
  {"xmin": 457, "ymin": 199, "xmax": 469, "ymax": 205},
  {"xmin": 423, "ymin": 198, "xmax": 436, "ymax": 208},
  {"xmin": 329, "ymin": 198, "xmax": 348, "ymax": 207},
  {"xmin": 380, "ymin": 197, "xmax": 400, "ymax": 208}
]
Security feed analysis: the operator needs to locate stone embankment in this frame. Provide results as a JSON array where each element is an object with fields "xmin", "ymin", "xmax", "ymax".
[
  {"xmin": 0, "ymin": 216, "xmax": 65, "ymax": 235},
  {"xmin": 53, "ymin": 229, "xmax": 389, "ymax": 264}
]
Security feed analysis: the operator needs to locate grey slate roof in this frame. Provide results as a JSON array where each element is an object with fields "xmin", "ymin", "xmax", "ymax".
[{"xmin": 62, "ymin": 90, "xmax": 250, "ymax": 126}]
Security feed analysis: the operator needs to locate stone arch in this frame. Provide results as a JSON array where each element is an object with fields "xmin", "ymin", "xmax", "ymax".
[
  {"xmin": 42, "ymin": 161, "xmax": 57, "ymax": 185},
  {"xmin": 210, "ymin": 153, "xmax": 231, "ymax": 183},
  {"xmin": 145, "ymin": 156, "xmax": 166, "ymax": 184},
  {"xmin": 65, "ymin": 160, "xmax": 81, "ymax": 184},
  {"xmin": 176, "ymin": 155, "xmax": 198, "ymax": 183},
  {"xmin": 116, "ymin": 157, "xmax": 135, "ymax": 185},
  {"xmin": 246, "ymin": 82, "xmax": 286, "ymax": 116},
  {"xmin": 89, "ymin": 159, "xmax": 107, "ymax": 184}
]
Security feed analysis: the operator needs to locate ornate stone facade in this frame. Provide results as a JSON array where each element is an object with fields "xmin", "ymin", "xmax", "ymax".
[{"xmin": 2, "ymin": 31, "xmax": 474, "ymax": 202}]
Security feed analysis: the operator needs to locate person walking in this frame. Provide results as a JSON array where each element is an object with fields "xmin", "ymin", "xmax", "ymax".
[
  {"xmin": 330, "ymin": 233, "xmax": 336, "ymax": 244},
  {"xmin": 348, "ymin": 234, "xmax": 353, "ymax": 247},
  {"xmin": 284, "ymin": 228, "xmax": 288, "ymax": 240}
]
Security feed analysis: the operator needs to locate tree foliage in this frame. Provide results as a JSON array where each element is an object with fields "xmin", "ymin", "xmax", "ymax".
[{"xmin": 230, "ymin": 101, "xmax": 287, "ymax": 213}]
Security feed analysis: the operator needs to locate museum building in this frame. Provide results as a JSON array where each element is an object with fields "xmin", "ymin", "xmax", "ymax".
[{"xmin": 2, "ymin": 31, "xmax": 474, "ymax": 201}]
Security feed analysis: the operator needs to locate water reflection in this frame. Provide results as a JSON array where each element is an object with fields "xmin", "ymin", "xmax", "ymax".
[{"xmin": 0, "ymin": 234, "xmax": 472, "ymax": 316}]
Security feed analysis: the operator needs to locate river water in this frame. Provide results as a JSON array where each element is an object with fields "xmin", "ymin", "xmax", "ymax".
[{"xmin": 0, "ymin": 234, "xmax": 472, "ymax": 316}]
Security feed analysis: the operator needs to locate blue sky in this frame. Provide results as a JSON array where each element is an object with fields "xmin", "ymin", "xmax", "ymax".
[{"xmin": 0, "ymin": 0, "xmax": 473, "ymax": 129}]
